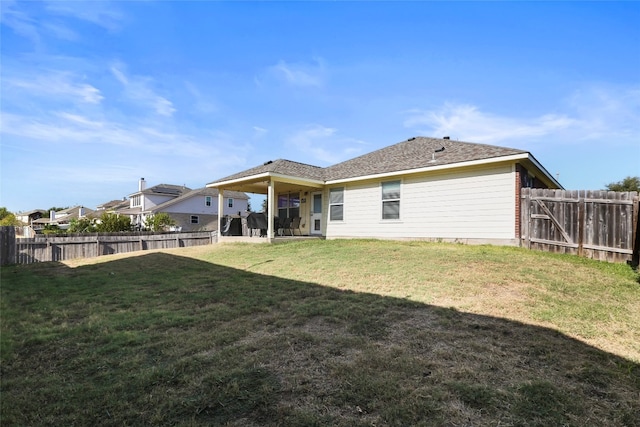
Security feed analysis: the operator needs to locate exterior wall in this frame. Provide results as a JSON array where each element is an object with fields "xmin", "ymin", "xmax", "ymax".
[
  {"xmin": 154, "ymin": 195, "xmax": 248, "ymax": 232},
  {"xmin": 324, "ymin": 164, "xmax": 517, "ymax": 242},
  {"xmin": 160, "ymin": 195, "xmax": 249, "ymax": 216},
  {"xmin": 144, "ymin": 194, "xmax": 177, "ymax": 210},
  {"xmin": 165, "ymin": 213, "xmax": 219, "ymax": 232},
  {"xmin": 221, "ymin": 196, "xmax": 249, "ymax": 216}
]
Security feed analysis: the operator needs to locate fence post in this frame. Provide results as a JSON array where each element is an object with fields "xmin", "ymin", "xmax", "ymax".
[
  {"xmin": 0, "ymin": 226, "xmax": 17, "ymax": 266},
  {"xmin": 577, "ymin": 190, "xmax": 585, "ymax": 257},
  {"xmin": 632, "ymin": 195, "xmax": 639, "ymax": 267}
]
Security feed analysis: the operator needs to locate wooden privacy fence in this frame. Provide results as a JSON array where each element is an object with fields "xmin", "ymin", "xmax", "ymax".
[
  {"xmin": 521, "ymin": 189, "xmax": 640, "ymax": 263},
  {"xmin": 0, "ymin": 229, "xmax": 217, "ymax": 265}
]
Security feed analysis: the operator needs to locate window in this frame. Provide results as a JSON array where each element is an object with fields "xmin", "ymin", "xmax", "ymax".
[
  {"xmin": 329, "ymin": 187, "xmax": 344, "ymax": 221},
  {"xmin": 131, "ymin": 195, "xmax": 141, "ymax": 207},
  {"xmin": 381, "ymin": 180, "xmax": 400, "ymax": 220},
  {"xmin": 205, "ymin": 196, "xmax": 212, "ymax": 207},
  {"xmin": 227, "ymin": 198, "xmax": 233, "ymax": 208},
  {"xmin": 277, "ymin": 192, "xmax": 300, "ymax": 218},
  {"xmin": 191, "ymin": 215, "xmax": 199, "ymax": 224}
]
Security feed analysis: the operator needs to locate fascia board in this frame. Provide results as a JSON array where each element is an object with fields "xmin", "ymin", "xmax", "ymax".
[
  {"xmin": 268, "ymin": 173, "xmax": 325, "ymax": 187},
  {"xmin": 207, "ymin": 172, "xmax": 324, "ymax": 188},
  {"xmin": 206, "ymin": 172, "xmax": 271, "ymax": 188}
]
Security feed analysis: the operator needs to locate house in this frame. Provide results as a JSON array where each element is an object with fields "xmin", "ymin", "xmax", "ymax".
[
  {"xmin": 32, "ymin": 206, "xmax": 96, "ymax": 231},
  {"xmin": 15, "ymin": 209, "xmax": 46, "ymax": 226},
  {"xmin": 119, "ymin": 178, "xmax": 249, "ymax": 231},
  {"xmin": 206, "ymin": 136, "xmax": 561, "ymax": 244}
]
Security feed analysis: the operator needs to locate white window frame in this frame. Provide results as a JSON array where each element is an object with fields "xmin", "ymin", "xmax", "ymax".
[
  {"xmin": 190, "ymin": 215, "xmax": 199, "ymax": 224},
  {"xmin": 381, "ymin": 180, "xmax": 401, "ymax": 220},
  {"xmin": 227, "ymin": 198, "xmax": 233, "ymax": 208},
  {"xmin": 205, "ymin": 196, "xmax": 212, "ymax": 207},
  {"xmin": 329, "ymin": 187, "xmax": 344, "ymax": 221}
]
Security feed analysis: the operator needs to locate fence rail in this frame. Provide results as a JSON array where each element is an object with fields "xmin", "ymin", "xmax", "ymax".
[
  {"xmin": 521, "ymin": 189, "xmax": 639, "ymax": 263},
  {"xmin": 0, "ymin": 229, "xmax": 217, "ymax": 265}
]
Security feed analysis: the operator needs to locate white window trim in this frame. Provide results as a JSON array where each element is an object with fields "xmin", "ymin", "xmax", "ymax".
[
  {"xmin": 329, "ymin": 187, "xmax": 345, "ymax": 222},
  {"xmin": 205, "ymin": 196, "xmax": 212, "ymax": 207},
  {"xmin": 381, "ymin": 180, "xmax": 401, "ymax": 221},
  {"xmin": 190, "ymin": 215, "xmax": 199, "ymax": 224},
  {"xmin": 227, "ymin": 198, "xmax": 233, "ymax": 208}
]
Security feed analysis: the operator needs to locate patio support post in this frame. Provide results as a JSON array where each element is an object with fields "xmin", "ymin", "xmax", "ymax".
[
  {"xmin": 267, "ymin": 178, "xmax": 275, "ymax": 243},
  {"xmin": 218, "ymin": 187, "xmax": 225, "ymax": 241}
]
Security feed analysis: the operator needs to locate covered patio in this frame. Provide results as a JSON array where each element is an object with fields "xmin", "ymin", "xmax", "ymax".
[{"xmin": 207, "ymin": 160, "xmax": 326, "ymax": 243}]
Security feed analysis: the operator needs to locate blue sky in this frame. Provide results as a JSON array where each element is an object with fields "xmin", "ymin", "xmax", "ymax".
[{"xmin": 1, "ymin": 1, "xmax": 639, "ymax": 212}]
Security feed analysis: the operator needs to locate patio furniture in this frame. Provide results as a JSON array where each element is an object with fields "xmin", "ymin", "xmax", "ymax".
[
  {"xmin": 289, "ymin": 217, "xmax": 302, "ymax": 235},
  {"xmin": 279, "ymin": 217, "xmax": 292, "ymax": 236},
  {"xmin": 247, "ymin": 212, "xmax": 267, "ymax": 237}
]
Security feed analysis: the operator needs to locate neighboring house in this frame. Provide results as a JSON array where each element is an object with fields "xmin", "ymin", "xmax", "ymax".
[
  {"xmin": 32, "ymin": 206, "xmax": 96, "ymax": 231},
  {"xmin": 207, "ymin": 136, "xmax": 562, "ymax": 244},
  {"xmin": 146, "ymin": 187, "xmax": 249, "ymax": 232},
  {"xmin": 15, "ymin": 209, "xmax": 46, "ymax": 226},
  {"xmin": 118, "ymin": 179, "xmax": 191, "ymax": 229},
  {"xmin": 119, "ymin": 178, "xmax": 249, "ymax": 231}
]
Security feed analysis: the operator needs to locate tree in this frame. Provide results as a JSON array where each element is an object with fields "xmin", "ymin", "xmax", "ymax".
[
  {"xmin": 0, "ymin": 207, "xmax": 22, "ymax": 226},
  {"xmin": 604, "ymin": 176, "xmax": 640, "ymax": 192},
  {"xmin": 145, "ymin": 213, "xmax": 176, "ymax": 232},
  {"xmin": 97, "ymin": 213, "xmax": 132, "ymax": 232},
  {"xmin": 68, "ymin": 217, "xmax": 97, "ymax": 233},
  {"xmin": 0, "ymin": 207, "xmax": 11, "ymax": 220}
]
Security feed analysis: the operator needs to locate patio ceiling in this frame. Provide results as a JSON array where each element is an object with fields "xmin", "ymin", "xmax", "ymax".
[{"xmin": 207, "ymin": 173, "xmax": 324, "ymax": 195}]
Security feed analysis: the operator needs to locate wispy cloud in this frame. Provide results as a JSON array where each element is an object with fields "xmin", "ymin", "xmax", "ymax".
[
  {"xmin": 44, "ymin": 0, "xmax": 124, "ymax": 32},
  {"xmin": 110, "ymin": 62, "xmax": 176, "ymax": 117},
  {"xmin": 184, "ymin": 81, "xmax": 218, "ymax": 114},
  {"xmin": 265, "ymin": 57, "xmax": 326, "ymax": 87},
  {"xmin": 403, "ymin": 85, "xmax": 640, "ymax": 147},
  {"xmin": 0, "ymin": 0, "xmax": 42, "ymax": 45},
  {"xmin": 3, "ymin": 70, "xmax": 104, "ymax": 104},
  {"xmin": 253, "ymin": 126, "xmax": 268, "ymax": 137},
  {"xmin": 0, "ymin": 110, "xmax": 235, "ymax": 173},
  {"xmin": 41, "ymin": 21, "xmax": 78, "ymax": 41},
  {"xmin": 286, "ymin": 124, "xmax": 365, "ymax": 164},
  {"xmin": 0, "ymin": 0, "xmax": 122, "ymax": 46},
  {"xmin": 403, "ymin": 103, "xmax": 576, "ymax": 144}
]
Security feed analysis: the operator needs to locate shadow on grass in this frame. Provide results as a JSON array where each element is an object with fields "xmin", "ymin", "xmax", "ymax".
[{"xmin": 1, "ymin": 252, "xmax": 639, "ymax": 427}]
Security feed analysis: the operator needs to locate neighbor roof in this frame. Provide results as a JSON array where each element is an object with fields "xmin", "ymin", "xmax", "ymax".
[{"xmin": 129, "ymin": 184, "xmax": 191, "ymax": 197}]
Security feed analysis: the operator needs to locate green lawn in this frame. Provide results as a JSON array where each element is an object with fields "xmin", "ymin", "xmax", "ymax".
[{"xmin": 2, "ymin": 240, "xmax": 639, "ymax": 426}]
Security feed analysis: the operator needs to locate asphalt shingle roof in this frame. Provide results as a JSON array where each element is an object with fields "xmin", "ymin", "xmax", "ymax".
[
  {"xmin": 209, "ymin": 159, "xmax": 325, "ymax": 184},
  {"xmin": 324, "ymin": 137, "xmax": 527, "ymax": 181},
  {"xmin": 209, "ymin": 136, "xmax": 528, "ymax": 185}
]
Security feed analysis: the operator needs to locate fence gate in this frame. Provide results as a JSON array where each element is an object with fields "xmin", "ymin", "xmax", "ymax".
[{"xmin": 521, "ymin": 189, "xmax": 639, "ymax": 263}]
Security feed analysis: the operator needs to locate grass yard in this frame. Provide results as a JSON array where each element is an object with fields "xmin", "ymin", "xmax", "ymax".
[{"xmin": 1, "ymin": 239, "xmax": 639, "ymax": 426}]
